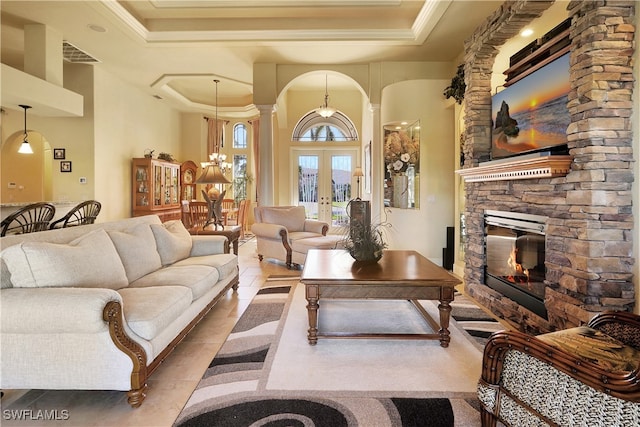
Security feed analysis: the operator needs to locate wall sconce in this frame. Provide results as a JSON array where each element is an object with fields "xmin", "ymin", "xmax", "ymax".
[{"xmin": 18, "ymin": 105, "xmax": 33, "ymax": 154}]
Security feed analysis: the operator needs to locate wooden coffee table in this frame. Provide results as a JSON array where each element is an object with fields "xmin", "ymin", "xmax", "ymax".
[{"xmin": 300, "ymin": 249, "xmax": 461, "ymax": 347}]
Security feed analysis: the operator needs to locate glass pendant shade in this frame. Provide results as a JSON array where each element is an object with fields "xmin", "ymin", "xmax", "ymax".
[{"xmin": 18, "ymin": 105, "xmax": 33, "ymax": 154}]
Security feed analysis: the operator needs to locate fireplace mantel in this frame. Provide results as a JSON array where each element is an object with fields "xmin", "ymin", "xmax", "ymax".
[{"xmin": 456, "ymin": 155, "xmax": 573, "ymax": 182}]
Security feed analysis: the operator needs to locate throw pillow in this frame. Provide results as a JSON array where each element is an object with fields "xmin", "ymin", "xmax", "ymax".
[
  {"xmin": 1, "ymin": 229, "xmax": 128, "ymax": 289},
  {"xmin": 108, "ymin": 224, "xmax": 163, "ymax": 282},
  {"xmin": 150, "ymin": 220, "xmax": 193, "ymax": 265},
  {"xmin": 261, "ymin": 206, "xmax": 306, "ymax": 232}
]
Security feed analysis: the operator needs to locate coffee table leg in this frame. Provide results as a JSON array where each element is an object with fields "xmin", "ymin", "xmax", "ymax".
[
  {"xmin": 437, "ymin": 300, "xmax": 452, "ymax": 347},
  {"xmin": 305, "ymin": 284, "xmax": 319, "ymax": 345}
]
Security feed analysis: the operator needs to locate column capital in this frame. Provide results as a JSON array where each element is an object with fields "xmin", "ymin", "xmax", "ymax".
[{"xmin": 255, "ymin": 104, "xmax": 277, "ymax": 114}]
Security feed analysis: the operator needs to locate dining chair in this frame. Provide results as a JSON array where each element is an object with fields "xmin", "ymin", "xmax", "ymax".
[
  {"xmin": 1, "ymin": 202, "xmax": 56, "ymax": 236},
  {"xmin": 49, "ymin": 200, "xmax": 101, "ymax": 229},
  {"xmin": 189, "ymin": 201, "xmax": 210, "ymax": 229},
  {"xmin": 221, "ymin": 199, "xmax": 238, "ymax": 225},
  {"xmin": 226, "ymin": 199, "xmax": 250, "ymax": 239}
]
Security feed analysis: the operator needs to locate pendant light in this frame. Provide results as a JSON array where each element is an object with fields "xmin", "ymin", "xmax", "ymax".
[
  {"xmin": 315, "ymin": 75, "xmax": 336, "ymax": 118},
  {"xmin": 18, "ymin": 105, "xmax": 33, "ymax": 154},
  {"xmin": 196, "ymin": 79, "xmax": 230, "ymax": 194}
]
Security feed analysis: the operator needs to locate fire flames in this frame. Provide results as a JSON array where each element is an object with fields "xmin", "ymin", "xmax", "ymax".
[{"xmin": 506, "ymin": 246, "xmax": 530, "ymax": 283}]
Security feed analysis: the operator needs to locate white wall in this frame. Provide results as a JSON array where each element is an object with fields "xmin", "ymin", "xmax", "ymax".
[{"xmin": 381, "ymin": 80, "xmax": 455, "ymax": 264}]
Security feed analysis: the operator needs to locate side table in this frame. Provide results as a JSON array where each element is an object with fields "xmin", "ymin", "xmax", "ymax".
[{"xmin": 187, "ymin": 225, "xmax": 241, "ymax": 255}]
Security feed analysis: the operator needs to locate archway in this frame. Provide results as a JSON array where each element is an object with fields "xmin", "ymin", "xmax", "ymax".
[{"xmin": 1, "ymin": 131, "xmax": 53, "ymax": 203}]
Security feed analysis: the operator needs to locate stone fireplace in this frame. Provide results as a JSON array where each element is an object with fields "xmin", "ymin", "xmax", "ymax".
[{"xmin": 460, "ymin": 0, "xmax": 636, "ymax": 334}]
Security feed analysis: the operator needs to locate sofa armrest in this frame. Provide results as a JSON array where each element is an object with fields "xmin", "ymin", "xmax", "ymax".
[
  {"xmin": 190, "ymin": 235, "xmax": 228, "ymax": 256},
  {"xmin": 1, "ymin": 287, "xmax": 122, "ymax": 334},
  {"xmin": 252, "ymin": 222, "xmax": 289, "ymax": 239},
  {"xmin": 303, "ymin": 219, "xmax": 328, "ymax": 235}
]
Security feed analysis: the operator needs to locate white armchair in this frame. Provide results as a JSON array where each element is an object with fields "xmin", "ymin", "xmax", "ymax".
[{"xmin": 251, "ymin": 205, "xmax": 328, "ymax": 268}]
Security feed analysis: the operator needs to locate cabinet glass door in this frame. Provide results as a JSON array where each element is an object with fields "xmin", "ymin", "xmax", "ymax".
[
  {"xmin": 153, "ymin": 164, "xmax": 162, "ymax": 207},
  {"xmin": 169, "ymin": 166, "xmax": 178, "ymax": 204},
  {"xmin": 135, "ymin": 165, "xmax": 149, "ymax": 207}
]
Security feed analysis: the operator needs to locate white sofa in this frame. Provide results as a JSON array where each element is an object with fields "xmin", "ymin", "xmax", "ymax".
[
  {"xmin": 251, "ymin": 205, "xmax": 331, "ymax": 268},
  {"xmin": 0, "ymin": 215, "xmax": 238, "ymax": 407}
]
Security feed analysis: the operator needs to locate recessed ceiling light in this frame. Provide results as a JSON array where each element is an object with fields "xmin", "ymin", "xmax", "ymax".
[
  {"xmin": 88, "ymin": 24, "xmax": 107, "ymax": 33},
  {"xmin": 521, "ymin": 28, "xmax": 534, "ymax": 37}
]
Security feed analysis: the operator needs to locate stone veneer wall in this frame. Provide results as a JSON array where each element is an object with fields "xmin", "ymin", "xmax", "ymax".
[{"xmin": 461, "ymin": 0, "xmax": 636, "ymax": 334}]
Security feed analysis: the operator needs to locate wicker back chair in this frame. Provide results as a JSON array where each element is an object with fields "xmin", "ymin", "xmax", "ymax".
[
  {"xmin": 478, "ymin": 310, "xmax": 640, "ymax": 426},
  {"xmin": 0, "ymin": 202, "xmax": 56, "ymax": 236},
  {"xmin": 49, "ymin": 200, "xmax": 101, "ymax": 229}
]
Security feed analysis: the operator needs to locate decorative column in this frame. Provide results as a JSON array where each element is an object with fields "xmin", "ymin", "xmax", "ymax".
[{"xmin": 255, "ymin": 104, "xmax": 276, "ymax": 206}]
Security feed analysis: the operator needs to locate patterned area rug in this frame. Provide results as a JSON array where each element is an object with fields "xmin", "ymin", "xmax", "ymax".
[
  {"xmin": 450, "ymin": 291, "xmax": 503, "ymax": 348},
  {"xmin": 174, "ymin": 278, "xmax": 494, "ymax": 426}
]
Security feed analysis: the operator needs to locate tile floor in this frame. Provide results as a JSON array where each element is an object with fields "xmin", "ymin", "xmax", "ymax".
[{"xmin": 1, "ymin": 238, "xmax": 290, "ymax": 427}]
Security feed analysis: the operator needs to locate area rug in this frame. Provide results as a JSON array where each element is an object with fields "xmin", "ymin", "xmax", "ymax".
[
  {"xmin": 174, "ymin": 277, "xmax": 487, "ymax": 427},
  {"xmin": 450, "ymin": 291, "xmax": 503, "ymax": 348}
]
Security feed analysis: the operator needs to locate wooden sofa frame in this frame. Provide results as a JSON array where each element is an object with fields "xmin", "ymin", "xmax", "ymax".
[{"xmin": 103, "ymin": 274, "xmax": 239, "ymax": 407}]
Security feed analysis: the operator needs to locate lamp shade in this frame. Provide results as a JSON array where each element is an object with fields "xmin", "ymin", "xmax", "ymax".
[
  {"xmin": 353, "ymin": 166, "xmax": 364, "ymax": 177},
  {"xmin": 195, "ymin": 163, "xmax": 231, "ymax": 184}
]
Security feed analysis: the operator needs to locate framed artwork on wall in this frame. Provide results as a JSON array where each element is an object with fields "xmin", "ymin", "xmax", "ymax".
[
  {"xmin": 60, "ymin": 161, "xmax": 72, "ymax": 172},
  {"xmin": 53, "ymin": 148, "xmax": 66, "ymax": 160}
]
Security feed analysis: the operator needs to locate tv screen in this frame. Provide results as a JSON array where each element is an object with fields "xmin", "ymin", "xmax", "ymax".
[{"xmin": 491, "ymin": 53, "xmax": 570, "ymax": 160}]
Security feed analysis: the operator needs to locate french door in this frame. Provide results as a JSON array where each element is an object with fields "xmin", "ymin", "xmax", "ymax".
[{"xmin": 292, "ymin": 148, "xmax": 358, "ymax": 231}]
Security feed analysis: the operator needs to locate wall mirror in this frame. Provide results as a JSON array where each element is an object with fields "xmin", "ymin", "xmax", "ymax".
[{"xmin": 383, "ymin": 120, "xmax": 420, "ymax": 209}]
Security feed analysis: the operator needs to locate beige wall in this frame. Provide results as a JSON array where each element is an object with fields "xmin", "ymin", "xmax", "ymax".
[
  {"xmin": 93, "ymin": 67, "xmax": 183, "ymax": 221},
  {"xmin": 0, "ymin": 64, "xmax": 185, "ymax": 222},
  {"xmin": 381, "ymin": 79, "xmax": 455, "ymax": 263}
]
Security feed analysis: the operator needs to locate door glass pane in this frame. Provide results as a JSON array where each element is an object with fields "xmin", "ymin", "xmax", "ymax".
[
  {"xmin": 298, "ymin": 155, "xmax": 318, "ymax": 219},
  {"xmin": 331, "ymin": 155, "xmax": 352, "ymax": 227}
]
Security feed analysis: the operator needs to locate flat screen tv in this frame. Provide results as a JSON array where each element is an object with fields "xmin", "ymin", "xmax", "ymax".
[{"xmin": 491, "ymin": 53, "xmax": 570, "ymax": 160}]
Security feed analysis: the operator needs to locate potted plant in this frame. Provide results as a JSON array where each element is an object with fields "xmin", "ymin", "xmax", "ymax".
[
  {"xmin": 443, "ymin": 64, "xmax": 466, "ymax": 104},
  {"xmin": 342, "ymin": 218, "xmax": 388, "ymax": 264}
]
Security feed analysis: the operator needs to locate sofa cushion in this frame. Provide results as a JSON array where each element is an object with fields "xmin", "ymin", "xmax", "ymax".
[
  {"xmin": 150, "ymin": 220, "xmax": 193, "ymax": 265},
  {"xmin": 287, "ymin": 231, "xmax": 324, "ymax": 243},
  {"xmin": 261, "ymin": 206, "xmax": 306, "ymax": 232},
  {"xmin": 1, "ymin": 229, "xmax": 128, "ymax": 289},
  {"xmin": 173, "ymin": 253, "xmax": 238, "ymax": 280},
  {"xmin": 291, "ymin": 235, "xmax": 343, "ymax": 254},
  {"xmin": 118, "ymin": 286, "xmax": 192, "ymax": 340},
  {"xmin": 129, "ymin": 265, "xmax": 219, "ymax": 301},
  {"xmin": 108, "ymin": 223, "xmax": 162, "ymax": 282}
]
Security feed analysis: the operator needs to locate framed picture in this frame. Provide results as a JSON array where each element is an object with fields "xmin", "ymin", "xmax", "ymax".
[
  {"xmin": 53, "ymin": 148, "xmax": 66, "ymax": 160},
  {"xmin": 60, "ymin": 161, "xmax": 72, "ymax": 173}
]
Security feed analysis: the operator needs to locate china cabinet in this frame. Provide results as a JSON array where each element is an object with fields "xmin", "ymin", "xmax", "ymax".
[{"xmin": 132, "ymin": 158, "xmax": 181, "ymax": 222}]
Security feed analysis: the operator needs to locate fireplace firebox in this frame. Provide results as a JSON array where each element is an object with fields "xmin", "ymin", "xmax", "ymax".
[{"xmin": 484, "ymin": 210, "xmax": 548, "ymax": 319}]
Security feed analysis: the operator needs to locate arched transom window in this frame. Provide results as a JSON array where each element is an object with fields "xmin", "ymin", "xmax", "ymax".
[{"xmin": 292, "ymin": 111, "xmax": 358, "ymax": 142}]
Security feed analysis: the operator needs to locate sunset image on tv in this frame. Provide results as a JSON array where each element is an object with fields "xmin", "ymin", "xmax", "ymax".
[{"xmin": 491, "ymin": 53, "xmax": 570, "ymax": 159}]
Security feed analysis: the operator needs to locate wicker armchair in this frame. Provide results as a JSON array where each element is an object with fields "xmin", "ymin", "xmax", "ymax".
[{"xmin": 478, "ymin": 311, "xmax": 640, "ymax": 426}]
